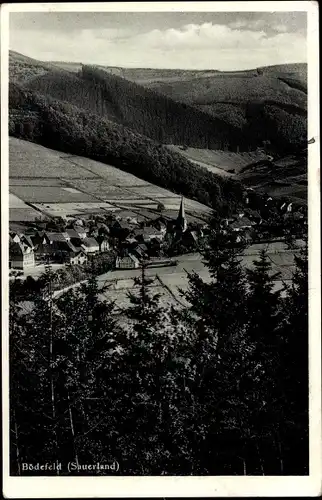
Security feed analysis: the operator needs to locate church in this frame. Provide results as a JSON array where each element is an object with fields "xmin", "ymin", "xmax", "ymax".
[{"xmin": 176, "ymin": 196, "xmax": 187, "ymax": 233}]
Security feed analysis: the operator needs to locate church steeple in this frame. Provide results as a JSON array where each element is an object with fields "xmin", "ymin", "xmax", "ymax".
[{"xmin": 177, "ymin": 196, "xmax": 187, "ymax": 232}]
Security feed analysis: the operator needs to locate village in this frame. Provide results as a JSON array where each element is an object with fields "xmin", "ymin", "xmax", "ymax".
[
  {"xmin": 9, "ymin": 197, "xmax": 207, "ymax": 275},
  {"xmin": 9, "ymin": 191, "xmax": 306, "ymax": 282}
]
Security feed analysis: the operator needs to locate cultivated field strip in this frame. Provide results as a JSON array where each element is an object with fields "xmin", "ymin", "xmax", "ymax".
[
  {"xmin": 9, "ymin": 185, "xmax": 98, "ymax": 204},
  {"xmin": 9, "ymin": 138, "xmax": 211, "ymax": 222}
]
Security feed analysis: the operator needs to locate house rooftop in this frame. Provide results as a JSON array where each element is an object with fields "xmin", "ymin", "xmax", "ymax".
[
  {"xmin": 114, "ymin": 220, "xmax": 134, "ymax": 230},
  {"xmin": 66, "ymin": 228, "xmax": 83, "ymax": 239},
  {"xmin": 134, "ymin": 244, "xmax": 149, "ymax": 257},
  {"xmin": 128, "ymin": 254, "xmax": 140, "ymax": 265},
  {"xmin": 58, "ymin": 240, "xmax": 79, "ymax": 253},
  {"xmin": 21, "ymin": 235, "xmax": 34, "ymax": 247},
  {"xmin": 9, "ymin": 241, "xmax": 30, "ymax": 254},
  {"xmin": 230, "ymin": 217, "xmax": 254, "ymax": 229},
  {"xmin": 134, "ymin": 226, "xmax": 160, "ymax": 236},
  {"xmin": 81, "ymin": 237, "xmax": 99, "ymax": 247},
  {"xmin": 244, "ymin": 208, "xmax": 261, "ymax": 219},
  {"xmin": 46, "ymin": 232, "xmax": 67, "ymax": 242}
]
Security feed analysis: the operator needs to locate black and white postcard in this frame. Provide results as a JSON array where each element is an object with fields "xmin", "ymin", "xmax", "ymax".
[{"xmin": 1, "ymin": 1, "xmax": 321, "ymax": 498}]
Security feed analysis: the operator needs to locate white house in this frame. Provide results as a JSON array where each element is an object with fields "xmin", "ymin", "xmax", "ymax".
[
  {"xmin": 9, "ymin": 241, "xmax": 35, "ymax": 270},
  {"xmin": 81, "ymin": 237, "xmax": 100, "ymax": 254},
  {"xmin": 115, "ymin": 254, "xmax": 140, "ymax": 269}
]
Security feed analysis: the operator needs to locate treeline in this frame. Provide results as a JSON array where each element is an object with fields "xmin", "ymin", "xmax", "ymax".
[
  {"xmin": 22, "ymin": 69, "xmax": 120, "ymax": 124},
  {"xmin": 10, "ymin": 218, "xmax": 309, "ymax": 475},
  {"xmin": 9, "ymin": 84, "xmax": 244, "ymax": 212},
  {"xmin": 23, "ymin": 66, "xmax": 245, "ymax": 150}
]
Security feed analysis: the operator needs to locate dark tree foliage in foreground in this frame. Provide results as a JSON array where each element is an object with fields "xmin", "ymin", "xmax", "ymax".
[
  {"xmin": 10, "ymin": 224, "xmax": 309, "ymax": 475},
  {"xmin": 9, "ymin": 83, "xmax": 244, "ymax": 212}
]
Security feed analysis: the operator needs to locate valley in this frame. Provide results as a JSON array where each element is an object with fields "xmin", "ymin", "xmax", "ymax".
[{"xmin": 8, "ymin": 51, "xmax": 308, "ymax": 308}]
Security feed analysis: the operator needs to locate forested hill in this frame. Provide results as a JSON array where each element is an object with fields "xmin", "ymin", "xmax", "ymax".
[
  {"xmin": 9, "ymin": 84, "xmax": 244, "ymax": 212},
  {"xmin": 22, "ymin": 66, "xmax": 247, "ymax": 151},
  {"xmin": 10, "ymin": 51, "xmax": 307, "ymax": 155}
]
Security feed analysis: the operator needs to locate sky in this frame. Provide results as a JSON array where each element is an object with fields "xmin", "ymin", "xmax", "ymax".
[{"xmin": 9, "ymin": 11, "xmax": 307, "ymax": 70}]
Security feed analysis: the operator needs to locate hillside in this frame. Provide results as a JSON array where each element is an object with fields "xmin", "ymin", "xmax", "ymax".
[
  {"xmin": 9, "ymin": 51, "xmax": 307, "ymax": 155},
  {"xmin": 9, "ymin": 137, "xmax": 212, "ymax": 224},
  {"xmin": 167, "ymin": 144, "xmax": 307, "ymax": 204},
  {"xmin": 9, "ymin": 50, "xmax": 59, "ymax": 84},
  {"xmin": 132, "ymin": 63, "xmax": 307, "ymax": 154},
  {"xmin": 19, "ymin": 65, "xmax": 245, "ymax": 151},
  {"xmin": 9, "ymin": 84, "xmax": 245, "ymax": 213},
  {"xmin": 238, "ymin": 152, "xmax": 307, "ymax": 204}
]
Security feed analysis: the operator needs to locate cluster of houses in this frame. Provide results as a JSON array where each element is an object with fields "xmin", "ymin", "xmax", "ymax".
[
  {"xmin": 9, "ymin": 198, "xmax": 206, "ymax": 272},
  {"xmin": 9, "ymin": 193, "xmax": 306, "ymax": 273},
  {"xmin": 114, "ymin": 197, "xmax": 205, "ymax": 269},
  {"xmin": 9, "ymin": 226, "xmax": 107, "ymax": 270}
]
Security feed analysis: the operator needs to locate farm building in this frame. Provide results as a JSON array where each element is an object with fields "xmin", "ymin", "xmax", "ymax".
[
  {"xmin": 115, "ymin": 211, "xmax": 140, "ymax": 225},
  {"xmin": 9, "ymin": 241, "xmax": 35, "ymax": 270},
  {"xmin": 133, "ymin": 226, "xmax": 165, "ymax": 242},
  {"xmin": 65, "ymin": 228, "xmax": 87, "ymax": 240},
  {"xmin": 152, "ymin": 218, "xmax": 168, "ymax": 234},
  {"xmin": 80, "ymin": 237, "xmax": 100, "ymax": 254},
  {"xmin": 68, "ymin": 250, "xmax": 88, "ymax": 265},
  {"xmin": 115, "ymin": 254, "xmax": 140, "ymax": 269},
  {"xmin": 244, "ymin": 208, "xmax": 262, "ymax": 223},
  {"xmin": 229, "ymin": 216, "xmax": 255, "ymax": 232}
]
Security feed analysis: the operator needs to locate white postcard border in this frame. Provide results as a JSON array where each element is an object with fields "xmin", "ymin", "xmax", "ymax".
[{"xmin": 1, "ymin": 2, "xmax": 321, "ymax": 498}]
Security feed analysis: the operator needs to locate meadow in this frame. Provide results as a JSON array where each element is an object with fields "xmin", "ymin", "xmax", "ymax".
[
  {"xmin": 9, "ymin": 185, "xmax": 97, "ymax": 204},
  {"xmin": 9, "ymin": 138, "xmax": 97, "ymax": 179},
  {"xmin": 167, "ymin": 145, "xmax": 268, "ymax": 176},
  {"xmin": 9, "ymin": 138, "xmax": 211, "ymax": 222}
]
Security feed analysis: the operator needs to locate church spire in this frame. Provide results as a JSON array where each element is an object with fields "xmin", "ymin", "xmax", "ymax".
[{"xmin": 177, "ymin": 196, "xmax": 187, "ymax": 232}]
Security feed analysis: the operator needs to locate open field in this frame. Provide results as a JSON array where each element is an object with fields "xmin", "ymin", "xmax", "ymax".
[
  {"xmin": 9, "ymin": 178, "xmax": 68, "ymax": 187},
  {"xmin": 9, "ymin": 138, "xmax": 98, "ymax": 178},
  {"xmin": 9, "ymin": 138, "xmax": 211, "ymax": 222},
  {"xmin": 32, "ymin": 202, "xmax": 118, "ymax": 217},
  {"xmin": 129, "ymin": 185, "xmax": 180, "ymax": 198},
  {"xmin": 239, "ymin": 154, "xmax": 307, "ymax": 203},
  {"xmin": 66, "ymin": 181, "xmax": 142, "ymax": 200},
  {"xmin": 98, "ymin": 282, "xmax": 180, "ymax": 311},
  {"xmin": 64, "ymin": 155, "xmax": 150, "ymax": 185},
  {"xmin": 255, "ymin": 184, "xmax": 307, "ymax": 203},
  {"xmin": 98, "ymin": 243, "xmax": 302, "ymax": 308},
  {"xmin": 9, "ymin": 208, "xmax": 47, "ymax": 222},
  {"xmin": 167, "ymin": 145, "xmax": 268, "ymax": 177},
  {"xmin": 9, "ymin": 193, "xmax": 29, "ymax": 209},
  {"xmin": 9, "ymin": 185, "xmax": 97, "ymax": 204}
]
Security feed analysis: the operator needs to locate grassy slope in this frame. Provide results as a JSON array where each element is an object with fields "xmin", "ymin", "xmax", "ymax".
[{"xmin": 9, "ymin": 136, "xmax": 212, "ymax": 217}]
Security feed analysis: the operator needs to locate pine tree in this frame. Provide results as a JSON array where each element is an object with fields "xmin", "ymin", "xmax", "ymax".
[
  {"xmin": 246, "ymin": 249, "xmax": 282, "ymax": 347},
  {"xmin": 245, "ymin": 250, "xmax": 286, "ymax": 474},
  {"xmin": 109, "ymin": 263, "xmax": 198, "ymax": 475},
  {"xmin": 53, "ymin": 272, "xmax": 120, "ymax": 471},
  {"xmin": 10, "ymin": 264, "xmax": 64, "ymax": 472},
  {"xmin": 182, "ymin": 213, "xmax": 256, "ymax": 474},
  {"xmin": 280, "ymin": 239, "xmax": 309, "ymax": 474}
]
